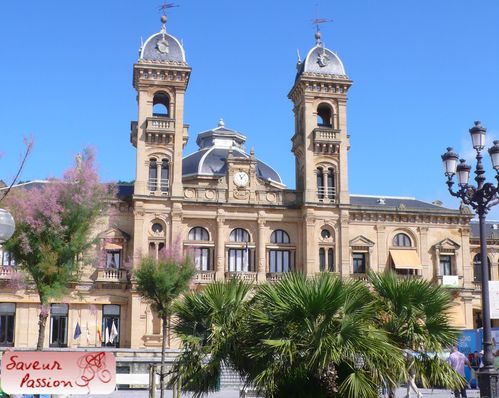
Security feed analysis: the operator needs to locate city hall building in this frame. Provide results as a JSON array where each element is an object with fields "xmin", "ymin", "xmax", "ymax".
[{"xmin": 0, "ymin": 16, "xmax": 492, "ymax": 352}]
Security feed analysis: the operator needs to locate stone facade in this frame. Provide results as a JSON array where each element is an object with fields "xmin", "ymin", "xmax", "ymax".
[{"xmin": 0, "ymin": 18, "xmax": 491, "ymax": 352}]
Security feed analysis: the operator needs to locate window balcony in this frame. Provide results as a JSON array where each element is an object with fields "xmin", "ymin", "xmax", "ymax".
[
  {"xmin": 225, "ymin": 272, "xmax": 257, "ymax": 282},
  {"xmin": 313, "ymin": 127, "xmax": 341, "ymax": 154},
  {"xmin": 0, "ymin": 266, "xmax": 16, "ymax": 280},
  {"xmin": 147, "ymin": 178, "xmax": 169, "ymax": 195},
  {"xmin": 317, "ymin": 187, "xmax": 336, "ymax": 203},
  {"xmin": 436, "ymin": 275, "xmax": 463, "ymax": 288},
  {"xmin": 193, "ymin": 271, "xmax": 216, "ymax": 284},
  {"xmin": 145, "ymin": 117, "xmax": 175, "ymax": 145},
  {"xmin": 95, "ymin": 268, "xmax": 128, "ymax": 284},
  {"xmin": 350, "ymin": 273, "xmax": 369, "ymax": 282},
  {"xmin": 266, "ymin": 272, "xmax": 289, "ymax": 283}
]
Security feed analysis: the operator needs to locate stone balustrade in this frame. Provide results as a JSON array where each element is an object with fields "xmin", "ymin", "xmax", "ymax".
[
  {"xmin": 0, "ymin": 266, "xmax": 15, "ymax": 280},
  {"xmin": 225, "ymin": 272, "xmax": 257, "ymax": 282},
  {"xmin": 193, "ymin": 271, "xmax": 216, "ymax": 284},
  {"xmin": 95, "ymin": 268, "xmax": 128, "ymax": 284}
]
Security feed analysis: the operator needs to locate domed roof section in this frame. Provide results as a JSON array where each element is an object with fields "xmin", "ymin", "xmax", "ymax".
[
  {"xmin": 139, "ymin": 17, "xmax": 186, "ymax": 64},
  {"xmin": 183, "ymin": 120, "xmax": 284, "ymax": 185},
  {"xmin": 296, "ymin": 32, "xmax": 346, "ymax": 78}
]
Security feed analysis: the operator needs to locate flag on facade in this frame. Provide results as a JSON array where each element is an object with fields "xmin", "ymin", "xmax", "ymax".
[
  {"xmin": 73, "ymin": 322, "xmax": 81, "ymax": 340},
  {"xmin": 97, "ymin": 325, "xmax": 102, "ymax": 344},
  {"xmin": 105, "ymin": 325, "xmax": 110, "ymax": 344},
  {"xmin": 109, "ymin": 321, "xmax": 118, "ymax": 344},
  {"xmin": 86, "ymin": 323, "xmax": 90, "ymax": 346}
]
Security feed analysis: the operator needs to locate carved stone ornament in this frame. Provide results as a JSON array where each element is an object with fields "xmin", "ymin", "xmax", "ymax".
[
  {"xmin": 233, "ymin": 189, "xmax": 249, "ymax": 200},
  {"xmin": 317, "ymin": 51, "xmax": 329, "ymax": 67},
  {"xmin": 156, "ymin": 38, "xmax": 169, "ymax": 54}
]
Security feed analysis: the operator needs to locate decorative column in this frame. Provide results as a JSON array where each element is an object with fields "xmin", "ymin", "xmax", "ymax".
[
  {"xmin": 418, "ymin": 227, "xmax": 430, "ymax": 279},
  {"xmin": 303, "ymin": 209, "xmax": 316, "ymax": 276},
  {"xmin": 339, "ymin": 211, "xmax": 350, "ymax": 277},
  {"xmin": 375, "ymin": 224, "xmax": 386, "ymax": 273},
  {"xmin": 435, "ymin": 247, "xmax": 441, "ymax": 277},
  {"xmin": 257, "ymin": 218, "xmax": 266, "ymax": 282},
  {"xmin": 216, "ymin": 212, "xmax": 225, "ymax": 281}
]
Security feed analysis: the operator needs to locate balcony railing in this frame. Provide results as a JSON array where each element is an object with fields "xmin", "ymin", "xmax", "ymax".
[
  {"xmin": 145, "ymin": 117, "xmax": 175, "ymax": 144},
  {"xmin": 193, "ymin": 271, "xmax": 216, "ymax": 284},
  {"xmin": 266, "ymin": 272, "xmax": 289, "ymax": 283},
  {"xmin": 317, "ymin": 187, "xmax": 336, "ymax": 203},
  {"xmin": 148, "ymin": 178, "xmax": 169, "ymax": 194},
  {"xmin": 350, "ymin": 273, "xmax": 369, "ymax": 282},
  {"xmin": 225, "ymin": 272, "xmax": 257, "ymax": 282},
  {"xmin": 95, "ymin": 268, "xmax": 128, "ymax": 283},
  {"xmin": 313, "ymin": 127, "xmax": 341, "ymax": 154},
  {"xmin": 0, "ymin": 266, "xmax": 16, "ymax": 280}
]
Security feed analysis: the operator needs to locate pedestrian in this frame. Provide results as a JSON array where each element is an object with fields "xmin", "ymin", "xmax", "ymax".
[
  {"xmin": 403, "ymin": 350, "xmax": 423, "ymax": 398},
  {"xmin": 447, "ymin": 346, "xmax": 471, "ymax": 398},
  {"xmin": 470, "ymin": 351, "xmax": 481, "ymax": 388}
]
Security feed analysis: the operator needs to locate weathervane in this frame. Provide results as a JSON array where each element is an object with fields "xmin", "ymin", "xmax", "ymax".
[
  {"xmin": 158, "ymin": 2, "xmax": 179, "ymax": 16},
  {"xmin": 311, "ymin": 9, "xmax": 332, "ymax": 67}
]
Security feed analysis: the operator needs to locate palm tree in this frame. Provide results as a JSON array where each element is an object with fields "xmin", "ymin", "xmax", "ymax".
[
  {"xmin": 173, "ymin": 273, "xmax": 404, "ymax": 398},
  {"xmin": 171, "ymin": 278, "xmax": 253, "ymax": 397},
  {"xmin": 135, "ymin": 254, "xmax": 196, "ymax": 398},
  {"xmin": 369, "ymin": 271, "xmax": 464, "ymax": 393},
  {"xmin": 239, "ymin": 273, "xmax": 403, "ymax": 397}
]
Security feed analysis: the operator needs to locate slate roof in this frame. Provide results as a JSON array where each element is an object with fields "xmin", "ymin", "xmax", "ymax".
[
  {"xmin": 470, "ymin": 221, "xmax": 499, "ymax": 239},
  {"xmin": 350, "ymin": 195, "xmax": 461, "ymax": 213},
  {"xmin": 140, "ymin": 31, "xmax": 186, "ymax": 64}
]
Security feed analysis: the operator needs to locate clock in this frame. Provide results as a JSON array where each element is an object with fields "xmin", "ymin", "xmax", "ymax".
[
  {"xmin": 233, "ymin": 171, "xmax": 249, "ymax": 188},
  {"xmin": 157, "ymin": 38, "xmax": 169, "ymax": 54}
]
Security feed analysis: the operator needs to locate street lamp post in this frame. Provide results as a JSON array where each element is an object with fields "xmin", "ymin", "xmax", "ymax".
[
  {"xmin": 442, "ymin": 121, "xmax": 499, "ymax": 397},
  {"xmin": 0, "ymin": 208, "xmax": 15, "ymax": 244}
]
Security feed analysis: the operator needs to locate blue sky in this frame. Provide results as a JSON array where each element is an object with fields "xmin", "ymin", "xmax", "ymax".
[{"xmin": 1, "ymin": 1, "xmax": 498, "ymax": 216}]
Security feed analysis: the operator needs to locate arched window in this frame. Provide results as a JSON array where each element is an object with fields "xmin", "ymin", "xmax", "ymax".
[
  {"xmin": 317, "ymin": 103, "xmax": 332, "ymax": 127},
  {"xmin": 327, "ymin": 168, "xmax": 335, "ymax": 200},
  {"xmin": 269, "ymin": 230, "xmax": 293, "ymax": 273},
  {"xmin": 228, "ymin": 228, "xmax": 252, "ymax": 272},
  {"xmin": 148, "ymin": 158, "xmax": 157, "ymax": 191},
  {"xmin": 187, "ymin": 227, "xmax": 212, "ymax": 272},
  {"xmin": 270, "ymin": 230, "xmax": 290, "ymax": 244},
  {"xmin": 473, "ymin": 253, "xmax": 491, "ymax": 282},
  {"xmin": 392, "ymin": 233, "xmax": 412, "ymax": 247},
  {"xmin": 317, "ymin": 167, "xmax": 324, "ymax": 200},
  {"xmin": 188, "ymin": 227, "xmax": 209, "ymax": 241},
  {"xmin": 160, "ymin": 159, "xmax": 169, "ymax": 193},
  {"xmin": 229, "ymin": 228, "xmax": 250, "ymax": 242},
  {"xmin": 152, "ymin": 92, "xmax": 170, "ymax": 117}
]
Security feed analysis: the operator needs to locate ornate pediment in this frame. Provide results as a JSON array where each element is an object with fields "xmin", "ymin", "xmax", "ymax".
[
  {"xmin": 98, "ymin": 227, "xmax": 130, "ymax": 241},
  {"xmin": 349, "ymin": 235, "xmax": 375, "ymax": 247},
  {"xmin": 434, "ymin": 238, "xmax": 460, "ymax": 251}
]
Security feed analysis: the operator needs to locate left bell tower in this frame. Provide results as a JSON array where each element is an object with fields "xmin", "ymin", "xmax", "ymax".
[{"xmin": 131, "ymin": 15, "xmax": 191, "ymax": 199}]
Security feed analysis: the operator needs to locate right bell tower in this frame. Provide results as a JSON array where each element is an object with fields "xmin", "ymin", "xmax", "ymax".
[{"xmin": 288, "ymin": 30, "xmax": 352, "ymax": 205}]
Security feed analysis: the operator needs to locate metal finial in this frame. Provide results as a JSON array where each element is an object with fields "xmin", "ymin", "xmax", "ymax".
[
  {"xmin": 218, "ymin": 118, "xmax": 225, "ymax": 127},
  {"xmin": 311, "ymin": 17, "xmax": 332, "ymax": 46}
]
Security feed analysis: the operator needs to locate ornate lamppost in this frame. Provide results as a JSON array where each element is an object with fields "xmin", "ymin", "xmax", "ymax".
[
  {"xmin": 442, "ymin": 121, "xmax": 499, "ymax": 397},
  {"xmin": 0, "ymin": 208, "xmax": 15, "ymax": 244}
]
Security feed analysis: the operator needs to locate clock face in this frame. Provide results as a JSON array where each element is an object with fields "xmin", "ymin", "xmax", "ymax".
[
  {"xmin": 157, "ymin": 39, "xmax": 169, "ymax": 54},
  {"xmin": 234, "ymin": 171, "xmax": 249, "ymax": 187}
]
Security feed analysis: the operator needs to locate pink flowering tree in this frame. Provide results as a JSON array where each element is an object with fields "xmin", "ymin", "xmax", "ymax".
[{"xmin": 3, "ymin": 148, "xmax": 112, "ymax": 350}]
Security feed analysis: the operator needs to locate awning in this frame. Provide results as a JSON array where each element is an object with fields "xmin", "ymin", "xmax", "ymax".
[
  {"xmin": 105, "ymin": 243, "xmax": 122, "ymax": 251},
  {"xmin": 389, "ymin": 249, "xmax": 422, "ymax": 270}
]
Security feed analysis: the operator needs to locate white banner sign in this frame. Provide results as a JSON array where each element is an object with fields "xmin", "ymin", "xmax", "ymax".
[
  {"xmin": 489, "ymin": 281, "xmax": 499, "ymax": 320},
  {"xmin": 442, "ymin": 275, "xmax": 459, "ymax": 288}
]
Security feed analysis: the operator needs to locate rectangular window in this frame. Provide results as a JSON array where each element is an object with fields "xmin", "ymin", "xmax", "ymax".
[
  {"xmin": 194, "ymin": 248, "xmax": 211, "ymax": 271},
  {"xmin": 0, "ymin": 303, "xmax": 15, "ymax": 346},
  {"xmin": 50, "ymin": 304, "xmax": 68, "ymax": 348},
  {"xmin": 440, "ymin": 255, "xmax": 453, "ymax": 276},
  {"xmin": 102, "ymin": 305, "xmax": 120, "ymax": 348},
  {"xmin": 106, "ymin": 250, "xmax": 121, "ymax": 269},
  {"xmin": 269, "ymin": 250, "xmax": 291, "ymax": 273},
  {"xmin": 0, "ymin": 245, "xmax": 15, "ymax": 266},
  {"xmin": 319, "ymin": 248, "xmax": 325, "ymax": 272},
  {"xmin": 327, "ymin": 248, "xmax": 335, "ymax": 272},
  {"xmin": 353, "ymin": 253, "xmax": 366, "ymax": 274},
  {"xmin": 228, "ymin": 248, "xmax": 253, "ymax": 272}
]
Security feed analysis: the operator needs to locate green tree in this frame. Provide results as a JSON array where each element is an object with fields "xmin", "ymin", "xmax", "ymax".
[
  {"xmin": 369, "ymin": 271, "xmax": 464, "ymax": 393},
  {"xmin": 172, "ymin": 279, "xmax": 253, "ymax": 396},
  {"xmin": 173, "ymin": 273, "xmax": 404, "ymax": 398},
  {"xmin": 135, "ymin": 253, "xmax": 196, "ymax": 398},
  {"xmin": 4, "ymin": 148, "xmax": 110, "ymax": 350}
]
